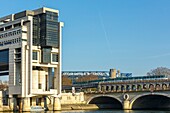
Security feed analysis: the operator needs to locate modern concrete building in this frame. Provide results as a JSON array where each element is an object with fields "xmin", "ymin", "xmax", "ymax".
[{"xmin": 0, "ymin": 7, "xmax": 63, "ymax": 111}]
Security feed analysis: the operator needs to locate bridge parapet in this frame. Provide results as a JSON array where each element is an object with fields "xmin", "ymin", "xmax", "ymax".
[{"xmin": 82, "ymin": 79, "xmax": 170, "ymax": 94}]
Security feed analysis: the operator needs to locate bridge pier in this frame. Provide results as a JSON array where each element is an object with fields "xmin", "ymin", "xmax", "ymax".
[
  {"xmin": 22, "ymin": 97, "xmax": 30, "ymax": 111},
  {"xmin": 123, "ymin": 100, "xmax": 130, "ymax": 110},
  {"xmin": 54, "ymin": 97, "xmax": 61, "ymax": 111}
]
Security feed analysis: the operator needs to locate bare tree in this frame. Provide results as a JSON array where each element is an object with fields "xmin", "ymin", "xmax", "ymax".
[
  {"xmin": 76, "ymin": 74, "xmax": 98, "ymax": 82},
  {"xmin": 0, "ymin": 84, "xmax": 8, "ymax": 91},
  {"xmin": 62, "ymin": 76, "xmax": 72, "ymax": 86},
  {"xmin": 147, "ymin": 67, "xmax": 170, "ymax": 76}
]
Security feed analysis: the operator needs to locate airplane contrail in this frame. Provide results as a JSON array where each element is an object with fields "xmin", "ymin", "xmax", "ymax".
[{"xmin": 98, "ymin": 12, "xmax": 112, "ymax": 55}]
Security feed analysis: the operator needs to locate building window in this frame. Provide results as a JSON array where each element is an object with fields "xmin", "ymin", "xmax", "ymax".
[
  {"xmin": 52, "ymin": 53, "xmax": 58, "ymax": 62},
  {"xmin": 33, "ymin": 51, "xmax": 38, "ymax": 60},
  {"xmin": 42, "ymin": 48, "xmax": 51, "ymax": 63},
  {"xmin": 38, "ymin": 83, "xmax": 42, "ymax": 89},
  {"xmin": 0, "ymin": 49, "xmax": 9, "ymax": 76}
]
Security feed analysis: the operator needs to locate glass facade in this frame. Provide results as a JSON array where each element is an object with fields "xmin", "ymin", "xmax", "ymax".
[
  {"xmin": 0, "ymin": 49, "xmax": 9, "ymax": 76},
  {"xmin": 33, "ymin": 11, "xmax": 59, "ymax": 48},
  {"xmin": 46, "ymin": 11, "xmax": 59, "ymax": 47},
  {"xmin": 33, "ymin": 15, "xmax": 41, "ymax": 45}
]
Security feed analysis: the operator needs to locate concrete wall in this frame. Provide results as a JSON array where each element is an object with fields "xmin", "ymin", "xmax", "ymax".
[
  {"xmin": 61, "ymin": 92, "xmax": 85, "ymax": 104},
  {"xmin": 32, "ymin": 70, "xmax": 46, "ymax": 90}
]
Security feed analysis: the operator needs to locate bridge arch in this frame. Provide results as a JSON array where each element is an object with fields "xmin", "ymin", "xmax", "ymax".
[
  {"xmin": 130, "ymin": 93, "xmax": 170, "ymax": 110},
  {"xmin": 162, "ymin": 83, "xmax": 168, "ymax": 90},
  {"xmin": 87, "ymin": 95, "xmax": 123, "ymax": 109},
  {"xmin": 155, "ymin": 84, "xmax": 161, "ymax": 90},
  {"xmin": 137, "ymin": 84, "xmax": 142, "ymax": 90}
]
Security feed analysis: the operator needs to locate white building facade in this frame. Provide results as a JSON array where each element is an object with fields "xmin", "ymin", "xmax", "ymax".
[{"xmin": 0, "ymin": 7, "xmax": 63, "ymax": 111}]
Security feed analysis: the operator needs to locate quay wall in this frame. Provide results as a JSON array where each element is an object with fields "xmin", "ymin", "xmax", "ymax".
[{"xmin": 61, "ymin": 92, "xmax": 99, "ymax": 110}]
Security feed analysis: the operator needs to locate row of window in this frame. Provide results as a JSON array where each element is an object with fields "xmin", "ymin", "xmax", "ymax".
[
  {"xmin": 0, "ymin": 23, "xmax": 21, "ymax": 31},
  {"xmin": 0, "ymin": 29, "xmax": 22, "ymax": 39},
  {"xmin": 0, "ymin": 37, "xmax": 21, "ymax": 46},
  {"xmin": 46, "ymin": 11, "xmax": 58, "ymax": 21},
  {"xmin": 15, "ymin": 48, "xmax": 21, "ymax": 63},
  {"xmin": 33, "ymin": 51, "xmax": 58, "ymax": 63}
]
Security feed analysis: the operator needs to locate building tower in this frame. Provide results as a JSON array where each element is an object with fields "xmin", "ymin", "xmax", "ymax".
[
  {"xmin": 109, "ymin": 69, "xmax": 117, "ymax": 78},
  {"xmin": 0, "ymin": 7, "xmax": 64, "ymax": 111}
]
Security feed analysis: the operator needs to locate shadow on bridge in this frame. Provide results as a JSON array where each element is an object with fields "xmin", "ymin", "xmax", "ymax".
[
  {"xmin": 131, "ymin": 94, "xmax": 170, "ymax": 110},
  {"xmin": 88, "ymin": 96, "xmax": 123, "ymax": 109}
]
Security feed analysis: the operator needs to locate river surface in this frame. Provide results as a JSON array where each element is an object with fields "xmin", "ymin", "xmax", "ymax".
[{"xmin": 31, "ymin": 110, "xmax": 170, "ymax": 113}]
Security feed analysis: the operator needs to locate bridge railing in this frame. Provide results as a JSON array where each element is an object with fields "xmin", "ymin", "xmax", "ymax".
[
  {"xmin": 83, "ymin": 79, "xmax": 170, "ymax": 94},
  {"xmin": 84, "ymin": 87, "xmax": 170, "ymax": 94}
]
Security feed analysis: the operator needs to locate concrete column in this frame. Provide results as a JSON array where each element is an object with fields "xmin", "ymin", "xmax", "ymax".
[
  {"xmin": 13, "ymin": 98, "xmax": 18, "ymax": 111},
  {"xmin": 0, "ymin": 91, "xmax": 3, "ymax": 111},
  {"xmin": 79, "ymin": 92, "xmax": 84, "ymax": 102},
  {"xmin": 9, "ymin": 97, "xmax": 18, "ymax": 111},
  {"xmin": 41, "ymin": 98, "xmax": 44, "ymax": 107},
  {"xmin": 0, "ymin": 98, "xmax": 2, "ymax": 111},
  {"xmin": 19, "ymin": 99, "xmax": 23, "ymax": 112},
  {"xmin": 54, "ymin": 67, "xmax": 61, "ymax": 94},
  {"xmin": 53, "ymin": 97, "xmax": 61, "ymax": 111},
  {"xmin": 58, "ymin": 22, "xmax": 64, "ymax": 95},
  {"xmin": 22, "ymin": 97, "xmax": 30, "ymax": 111},
  {"xmin": 0, "ymin": 97, "xmax": 3, "ymax": 111},
  {"xmin": 123, "ymin": 100, "xmax": 130, "ymax": 110},
  {"xmin": 98, "ymin": 84, "xmax": 101, "ymax": 92},
  {"xmin": 44, "ymin": 97, "xmax": 48, "ymax": 110},
  {"xmin": 9, "ymin": 97, "xmax": 14, "ymax": 111},
  {"xmin": 54, "ymin": 68, "xmax": 58, "ymax": 89},
  {"xmin": 32, "ymin": 98, "xmax": 36, "ymax": 106}
]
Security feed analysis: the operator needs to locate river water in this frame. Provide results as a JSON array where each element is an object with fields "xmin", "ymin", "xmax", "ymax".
[{"xmin": 40, "ymin": 110, "xmax": 170, "ymax": 113}]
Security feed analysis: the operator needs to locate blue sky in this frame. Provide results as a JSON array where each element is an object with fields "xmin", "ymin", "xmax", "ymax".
[{"xmin": 1, "ymin": 0, "xmax": 170, "ymax": 75}]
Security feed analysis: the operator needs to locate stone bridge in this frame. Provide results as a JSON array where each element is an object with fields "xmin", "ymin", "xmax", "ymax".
[{"xmin": 83, "ymin": 79, "xmax": 170, "ymax": 110}]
